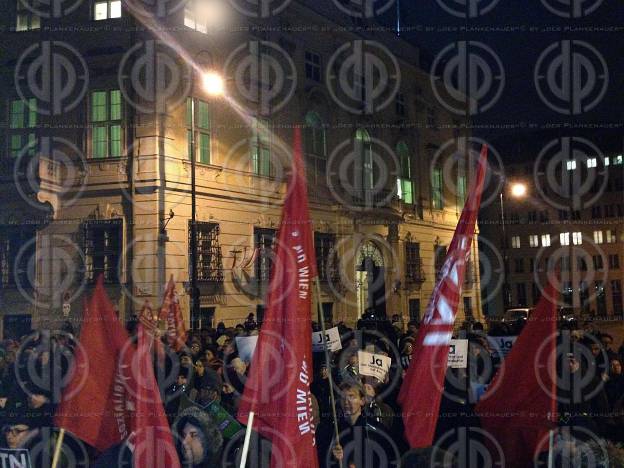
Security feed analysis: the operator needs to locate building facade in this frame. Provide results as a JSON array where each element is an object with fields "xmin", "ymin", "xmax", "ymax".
[{"xmin": 0, "ymin": 0, "xmax": 483, "ymax": 338}]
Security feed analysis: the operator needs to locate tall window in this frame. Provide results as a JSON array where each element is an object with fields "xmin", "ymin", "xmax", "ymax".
[
  {"xmin": 355, "ymin": 128, "xmax": 374, "ymax": 194},
  {"xmin": 91, "ymin": 90, "xmax": 122, "ymax": 158},
  {"xmin": 0, "ymin": 226, "xmax": 36, "ymax": 288},
  {"xmin": 595, "ymin": 281, "xmax": 606, "ymax": 315},
  {"xmin": 434, "ymin": 244, "xmax": 447, "ymax": 279},
  {"xmin": 395, "ymin": 93, "xmax": 406, "ymax": 116},
  {"xmin": 187, "ymin": 98, "xmax": 211, "ymax": 164},
  {"xmin": 606, "ymin": 229, "xmax": 617, "ymax": 243},
  {"xmin": 593, "ymin": 230, "xmax": 603, "ymax": 244},
  {"xmin": 94, "ymin": 0, "xmax": 121, "ymax": 20},
  {"xmin": 511, "ymin": 236, "xmax": 521, "ymax": 249},
  {"xmin": 529, "ymin": 235, "xmax": 539, "ymax": 247},
  {"xmin": 405, "ymin": 241, "xmax": 423, "ymax": 284},
  {"xmin": 579, "ymin": 281, "xmax": 589, "ymax": 313},
  {"xmin": 563, "ymin": 281, "xmax": 573, "ymax": 306},
  {"xmin": 514, "ymin": 258, "xmax": 524, "ymax": 273},
  {"xmin": 8, "ymin": 98, "xmax": 37, "ymax": 157},
  {"xmin": 303, "ymin": 112, "xmax": 327, "ymax": 185},
  {"xmin": 572, "ymin": 232, "xmax": 582, "ymax": 245},
  {"xmin": 83, "ymin": 219, "xmax": 122, "ymax": 283},
  {"xmin": 396, "ymin": 142, "xmax": 413, "ymax": 204},
  {"xmin": 16, "ymin": 0, "xmax": 40, "ymax": 31},
  {"xmin": 456, "ymin": 173, "xmax": 467, "ymax": 207},
  {"xmin": 314, "ymin": 232, "xmax": 336, "ymax": 283},
  {"xmin": 254, "ymin": 228, "xmax": 276, "ymax": 283},
  {"xmin": 541, "ymin": 234, "xmax": 551, "ymax": 247},
  {"xmin": 592, "ymin": 206, "xmax": 602, "ymax": 218},
  {"xmin": 612, "ymin": 280, "xmax": 623, "ymax": 315},
  {"xmin": 251, "ymin": 118, "xmax": 272, "ymax": 176},
  {"xmin": 431, "ymin": 166, "xmax": 443, "ymax": 210},
  {"xmin": 516, "ymin": 284, "xmax": 527, "ymax": 306},
  {"xmin": 592, "ymin": 255, "xmax": 602, "ymax": 270},
  {"xmin": 560, "ymin": 232, "xmax": 570, "ymax": 246},
  {"xmin": 609, "ymin": 254, "xmax": 619, "ymax": 269},
  {"xmin": 189, "ymin": 222, "xmax": 223, "ymax": 283},
  {"xmin": 304, "ymin": 51, "xmax": 321, "ymax": 82}
]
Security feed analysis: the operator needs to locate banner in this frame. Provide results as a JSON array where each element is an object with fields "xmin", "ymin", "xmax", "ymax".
[
  {"xmin": 358, "ymin": 350, "xmax": 392, "ymax": 381},
  {"xmin": 235, "ymin": 335, "xmax": 259, "ymax": 363},
  {"xmin": 311, "ymin": 327, "xmax": 342, "ymax": 352},
  {"xmin": 447, "ymin": 339, "xmax": 468, "ymax": 368},
  {"xmin": 487, "ymin": 336, "xmax": 517, "ymax": 359},
  {"xmin": 0, "ymin": 448, "xmax": 31, "ymax": 468}
]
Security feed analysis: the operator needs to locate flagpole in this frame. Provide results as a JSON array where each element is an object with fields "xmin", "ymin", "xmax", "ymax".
[
  {"xmin": 314, "ymin": 277, "xmax": 341, "ymax": 446},
  {"xmin": 239, "ymin": 411, "xmax": 254, "ymax": 468},
  {"xmin": 51, "ymin": 427, "xmax": 65, "ymax": 468},
  {"xmin": 547, "ymin": 429, "xmax": 554, "ymax": 468}
]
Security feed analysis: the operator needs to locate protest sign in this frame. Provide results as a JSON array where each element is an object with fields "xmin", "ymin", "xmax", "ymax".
[
  {"xmin": 0, "ymin": 448, "xmax": 31, "ymax": 468},
  {"xmin": 448, "ymin": 339, "xmax": 468, "ymax": 368},
  {"xmin": 358, "ymin": 350, "xmax": 391, "ymax": 381},
  {"xmin": 312, "ymin": 327, "xmax": 342, "ymax": 352},
  {"xmin": 235, "ymin": 335, "xmax": 259, "ymax": 363},
  {"xmin": 487, "ymin": 336, "xmax": 517, "ymax": 359}
]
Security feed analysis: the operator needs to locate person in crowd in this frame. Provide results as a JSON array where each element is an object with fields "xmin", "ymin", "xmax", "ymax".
[
  {"xmin": 406, "ymin": 320, "xmax": 419, "ymax": 338},
  {"xmin": 173, "ymin": 405, "xmax": 224, "ymax": 467},
  {"xmin": 399, "ymin": 336, "xmax": 414, "ymax": 372},
  {"xmin": 605, "ymin": 358, "xmax": 624, "ymax": 409},
  {"xmin": 362, "ymin": 376, "xmax": 394, "ymax": 430},
  {"xmin": 601, "ymin": 333, "xmax": 619, "ymax": 361}
]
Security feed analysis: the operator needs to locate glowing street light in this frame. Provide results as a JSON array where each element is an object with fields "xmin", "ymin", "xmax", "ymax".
[
  {"xmin": 202, "ymin": 71, "xmax": 225, "ymax": 96},
  {"xmin": 510, "ymin": 182, "xmax": 527, "ymax": 198}
]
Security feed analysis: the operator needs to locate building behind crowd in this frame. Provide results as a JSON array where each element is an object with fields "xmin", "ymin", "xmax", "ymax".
[
  {"xmin": 0, "ymin": 0, "xmax": 484, "ymax": 338},
  {"xmin": 479, "ymin": 130, "xmax": 624, "ymax": 318}
]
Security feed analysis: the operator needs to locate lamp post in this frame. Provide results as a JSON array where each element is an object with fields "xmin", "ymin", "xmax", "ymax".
[
  {"xmin": 499, "ymin": 182, "xmax": 527, "ymax": 310},
  {"xmin": 190, "ymin": 70, "xmax": 225, "ymax": 325}
]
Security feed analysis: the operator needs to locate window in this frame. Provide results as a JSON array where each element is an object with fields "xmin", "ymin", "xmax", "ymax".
[
  {"xmin": 16, "ymin": 0, "xmax": 40, "ymax": 31},
  {"xmin": 529, "ymin": 258, "xmax": 535, "ymax": 272},
  {"xmin": 532, "ymin": 283, "xmax": 541, "ymax": 304},
  {"xmin": 254, "ymin": 227, "xmax": 276, "ymax": 283},
  {"xmin": 516, "ymin": 284, "xmax": 527, "ymax": 306},
  {"xmin": 408, "ymin": 299, "xmax": 420, "ymax": 323},
  {"xmin": 434, "ymin": 244, "xmax": 447, "ymax": 279},
  {"xmin": 83, "ymin": 219, "xmax": 122, "ymax": 283},
  {"xmin": 189, "ymin": 222, "xmax": 223, "ymax": 283},
  {"xmin": 395, "ymin": 93, "xmax": 406, "ymax": 116},
  {"xmin": 528, "ymin": 211, "xmax": 537, "ymax": 222},
  {"xmin": 511, "ymin": 236, "xmax": 521, "ymax": 249},
  {"xmin": 314, "ymin": 232, "xmax": 336, "ymax": 283},
  {"xmin": 606, "ymin": 229, "xmax": 617, "ymax": 243},
  {"xmin": 529, "ymin": 235, "xmax": 539, "ymax": 247},
  {"xmin": 187, "ymin": 98, "xmax": 211, "ymax": 164},
  {"xmin": 539, "ymin": 211, "xmax": 549, "ymax": 222},
  {"xmin": 251, "ymin": 118, "xmax": 272, "ymax": 176},
  {"xmin": 591, "ymin": 206, "xmax": 602, "ymax": 218},
  {"xmin": 587, "ymin": 157, "xmax": 597, "ymax": 168},
  {"xmin": 579, "ymin": 281, "xmax": 589, "ymax": 313},
  {"xmin": 609, "ymin": 254, "xmax": 619, "ymax": 269},
  {"xmin": 558, "ymin": 210, "xmax": 569, "ymax": 221},
  {"xmin": 541, "ymin": 234, "xmax": 551, "ymax": 247},
  {"xmin": 184, "ymin": 0, "xmax": 221, "ymax": 33},
  {"xmin": 304, "ymin": 51, "xmax": 321, "ymax": 82},
  {"xmin": 560, "ymin": 256, "xmax": 571, "ymax": 272},
  {"xmin": 91, "ymin": 90, "xmax": 122, "ymax": 158},
  {"xmin": 396, "ymin": 142, "xmax": 413, "ymax": 204},
  {"xmin": 592, "ymin": 255, "xmax": 603, "ymax": 270},
  {"xmin": 0, "ymin": 225, "xmax": 36, "ymax": 288},
  {"xmin": 463, "ymin": 297, "xmax": 473, "ymax": 320},
  {"xmin": 614, "ymin": 155, "xmax": 623, "ymax": 165},
  {"xmin": 562, "ymin": 281, "xmax": 573, "ymax": 306},
  {"xmin": 605, "ymin": 205, "xmax": 615, "ymax": 217},
  {"xmin": 578, "ymin": 256, "xmax": 588, "ymax": 271},
  {"xmin": 593, "ymin": 230, "xmax": 603, "ymax": 244},
  {"xmin": 431, "ymin": 166, "xmax": 443, "ymax": 210},
  {"xmin": 8, "ymin": 98, "xmax": 37, "ymax": 157},
  {"xmin": 94, "ymin": 0, "xmax": 121, "ymax": 20},
  {"xmin": 456, "ymin": 173, "xmax": 467, "ymax": 207},
  {"xmin": 571, "ymin": 210, "xmax": 581, "ymax": 220},
  {"xmin": 605, "ymin": 156, "xmax": 610, "ymax": 166},
  {"xmin": 596, "ymin": 281, "xmax": 606, "ymax": 315},
  {"xmin": 514, "ymin": 258, "xmax": 524, "ymax": 273},
  {"xmin": 566, "ymin": 160, "xmax": 576, "ymax": 170},
  {"xmin": 560, "ymin": 232, "xmax": 570, "ymax": 246},
  {"xmin": 572, "ymin": 232, "xmax": 582, "ymax": 245},
  {"xmin": 612, "ymin": 280, "xmax": 623, "ymax": 315},
  {"xmin": 354, "ymin": 129, "xmax": 375, "ymax": 203},
  {"xmin": 304, "ymin": 112, "xmax": 327, "ymax": 185},
  {"xmin": 405, "ymin": 242, "xmax": 423, "ymax": 284}
]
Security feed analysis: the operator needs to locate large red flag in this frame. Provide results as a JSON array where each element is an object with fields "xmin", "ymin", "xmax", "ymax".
[
  {"xmin": 237, "ymin": 128, "xmax": 319, "ymax": 468},
  {"xmin": 475, "ymin": 281, "xmax": 558, "ymax": 467},
  {"xmin": 54, "ymin": 275, "xmax": 131, "ymax": 452},
  {"xmin": 159, "ymin": 277, "xmax": 187, "ymax": 352},
  {"xmin": 131, "ymin": 322, "xmax": 181, "ymax": 468},
  {"xmin": 398, "ymin": 145, "xmax": 488, "ymax": 448}
]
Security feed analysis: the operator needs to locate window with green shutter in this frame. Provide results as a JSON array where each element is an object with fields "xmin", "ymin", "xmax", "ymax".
[
  {"xmin": 303, "ymin": 111, "xmax": 327, "ymax": 185},
  {"xmin": 457, "ymin": 173, "xmax": 467, "ymax": 207},
  {"xmin": 396, "ymin": 141, "xmax": 413, "ymax": 204},
  {"xmin": 251, "ymin": 118, "xmax": 272, "ymax": 177},
  {"xmin": 186, "ymin": 97, "xmax": 211, "ymax": 164},
  {"xmin": 90, "ymin": 90, "xmax": 122, "ymax": 158},
  {"xmin": 8, "ymin": 98, "xmax": 37, "ymax": 157},
  {"xmin": 432, "ymin": 166, "xmax": 444, "ymax": 210}
]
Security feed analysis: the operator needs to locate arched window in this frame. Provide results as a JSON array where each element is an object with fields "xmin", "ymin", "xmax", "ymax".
[
  {"xmin": 396, "ymin": 141, "xmax": 413, "ymax": 204},
  {"xmin": 303, "ymin": 111, "xmax": 327, "ymax": 183},
  {"xmin": 355, "ymin": 128, "xmax": 374, "ymax": 192}
]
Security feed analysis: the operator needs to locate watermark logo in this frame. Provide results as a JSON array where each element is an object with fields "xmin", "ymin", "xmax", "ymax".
[
  {"xmin": 535, "ymin": 40, "xmax": 608, "ymax": 115},
  {"xmin": 432, "ymin": 427, "xmax": 505, "ymax": 467},
  {"xmin": 227, "ymin": 0, "xmax": 292, "ymax": 18},
  {"xmin": 436, "ymin": 0, "xmax": 500, "ymax": 18},
  {"xmin": 15, "ymin": 41, "xmax": 88, "ymax": 115},
  {"xmin": 331, "ymin": 0, "xmax": 396, "ymax": 18},
  {"xmin": 225, "ymin": 40, "xmax": 296, "ymax": 115},
  {"xmin": 119, "ymin": 40, "xmax": 192, "ymax": 114},
  {"xmin": 431, "ymin": 41, "xmax": 504, "ymax": 115},
  {"xmin": 18, "ymin": 0, "xmax": 83, "ymax": 18},
  {"xmin": 326, "ymin": 40, "xmax": 400, "ymax": 115},
  {"xmin": 533, "ymin": 137, "xmax": 607, "ymax": 211},
  {"xmin": 540, "ymin": 0, "xmax": 603, "ymax": 18}
]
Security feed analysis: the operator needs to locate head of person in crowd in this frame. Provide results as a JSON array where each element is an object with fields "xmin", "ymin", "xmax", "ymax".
[
  {"xmin": 180, "ymin": 352, "xmax": 194, "ymax": 367},
  {"xmin": 244, "ymin": 314, "xmax": 257, "ymax": 332},
  {"xmin": 339, "ymin": 382, "xmax": 366, "ymax": 425},
  {"xmin": 601, "ymin": 333, "xmax": 615, "ymax": 352},
  {"xmin": 190, "ymin": 340, "xmax": 202, "ymax": 359},
  {"xmin": 196, "ymin": 368, "xmax": 222, "ymax": 407},
  {"xmin": 400, "ymin": 336, "xmax": 414, "ymax": 356},
  {"xmin": 173, "ymin": 406, "xmax": 223, "ymax": 467},
  {"xmin": 235, "ymin": 324, "xmax": 245, "ymax": 336},
  {"xmin": 2, "ymin": 414, "xmax": 34, "ymax": 449},
  {"xmin": 203, "ymin": 345, "xmax": 218, "ymax": 363},
  {"xmin": 194, "ymin": 358, "xmax": 206, "ymax": 378},
  {"xmin": 316, "ymin": 361, "xmax": 329, "ymax": 380},
  {"xmin": 222, "ymin": 338, "xmax": 237, "ymax": 358},
  {"xmin": 610, "ymin": 358, "xmax": 622, "ymax": 377},
  {"xmin": 407, "ymin": 320, "xmax": 419, "ymax": 337},
  {"xmin": 361, "ymin": 376, "xmax": 383, "ymax": 404}
]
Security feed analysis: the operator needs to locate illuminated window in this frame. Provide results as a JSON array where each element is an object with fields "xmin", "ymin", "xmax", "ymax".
[
  {"xmin": 560, "ymin": 232, "xmax": 570, "ymax": 246},
  {"xmin": 572, "ymin": 232, "xmax": 582, "ymax": 245},
  {"xmin": 541, "ymin": 234, "xmax": 551, "ymax": 247},
  {"xmin": 94, "ymin": 0, "xmax": 121, "ymax": 20},
  {"xmin": 593, "ymin": 230, "xmax": 603, "ymax": 244},
  {"xmin": 529, "ymin": 235, "xmax": 539, "ymax": 247},
  {"xmin": 511, "ymin": 236, "xmax": 521, "ymax": 249}
]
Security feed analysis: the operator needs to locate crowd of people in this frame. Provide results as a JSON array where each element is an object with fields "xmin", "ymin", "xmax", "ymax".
[{"xmin": 1, "ymin": 310, "xmax": 624, "ymax": 467}]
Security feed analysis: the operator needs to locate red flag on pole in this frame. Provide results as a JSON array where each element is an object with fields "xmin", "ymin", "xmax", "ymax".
[
  {"xmin": 54, "ymin": 275, "xmax": 131, "ymax": 452},
  {"xmin": 159, "ymin": 277, "xmax": 187, "ymax": 352},
  {"xmin": 398, "ymin": 145, "xmax": 488, "ymax": 448},
  {"xmin": 237, "ymin": 128, "xmax": 319, "ymax": 468},
  {"xmin": 131, "ymin": 322, "xmax": 181, "ymax": 468},
  {"xmin": 475, "ymin": 281, "xmax": 558, "ymax": 468}
]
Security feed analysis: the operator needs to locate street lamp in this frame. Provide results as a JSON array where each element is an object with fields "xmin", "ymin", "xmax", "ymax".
[
  {"xmin": 499, "ymin": 181, "xmax": 528, "ymax": 309},
  {"xmin": 190, "ymin": 70, "xmax": 225, "ymax": 325}
]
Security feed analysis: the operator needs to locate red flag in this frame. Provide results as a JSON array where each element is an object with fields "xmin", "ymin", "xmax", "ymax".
[
  {"xmin": 398, "ymin": 145, "xmax": 488, "ymax": 448},
  {"xmin": 475, "ymin": 281, "xmax": 558, "ymax": 467},
  {"xmin": 131, "ymin": 322, "xmax": 181, "ymax": 468},
  {"xmin": 54, "ymin": 275, "xmax": 131, "ymax": 452},
  {"xmin": 159, "ymin": 277, "xmax": 187, "ymax": 352},
  {"xmin": 237, "ymin": 128, "xmax": 319, "ymax": 468}
]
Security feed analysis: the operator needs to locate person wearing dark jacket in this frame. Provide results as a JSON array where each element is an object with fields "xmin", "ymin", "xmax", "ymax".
[{"xmin": 172, "ymin": 405, "xmax": 224, "ymax": 467}]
